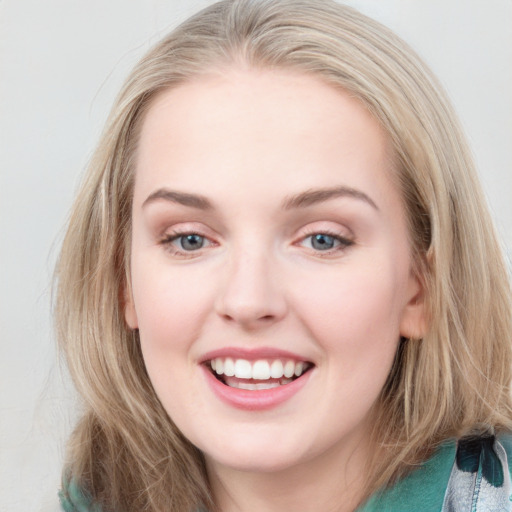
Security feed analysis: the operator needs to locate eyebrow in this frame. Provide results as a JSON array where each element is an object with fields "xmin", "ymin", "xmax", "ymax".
[
  {"xmin": 283, "ymin": 186, "xmax": 379, "ymax": 211},
  {"xmin": 142, "ymin": 185, "xmax": 378, "ymax": 212},
  {"xmin": 142, "ymin": 188, "xmax": 213, "ymax": 210}
]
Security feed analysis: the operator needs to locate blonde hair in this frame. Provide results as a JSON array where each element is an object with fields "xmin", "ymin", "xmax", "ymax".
[{"xmin": 55, "ymin": 0, "xmax": 512, "ymax": 510}]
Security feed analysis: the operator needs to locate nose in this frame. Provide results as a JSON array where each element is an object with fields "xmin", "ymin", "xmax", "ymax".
[{"xmin": 215, "ymin": 247, "xmax": 288, "ymax": 330}]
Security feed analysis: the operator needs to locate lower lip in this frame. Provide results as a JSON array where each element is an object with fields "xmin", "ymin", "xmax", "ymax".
[{"xmin": 201, "ymin": 366, "xmax": 312, "ymax": 411}]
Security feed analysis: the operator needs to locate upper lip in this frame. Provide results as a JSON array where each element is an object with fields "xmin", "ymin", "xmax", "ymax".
[{"xmin": 199, "ymin": 346, "xmax": 313, "ymax": 364}]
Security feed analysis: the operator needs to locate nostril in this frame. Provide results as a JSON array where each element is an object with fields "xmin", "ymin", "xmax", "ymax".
[
  {"xmin": 214, "ymin": 268, "xmax": 288, "ymax": 326},
  {"xmin": 217, "ymin": 307, "xmax": 279, "ymax": 328}
]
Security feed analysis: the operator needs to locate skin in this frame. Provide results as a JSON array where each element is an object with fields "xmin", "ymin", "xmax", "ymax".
[{"xmin": 125, "ymin": 68, "xmax": 426, "ymax": 511}]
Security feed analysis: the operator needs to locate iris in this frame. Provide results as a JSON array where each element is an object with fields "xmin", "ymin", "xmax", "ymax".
[{"xmin": 310, "ymin": 233, "xmax": 336, "ymax": 250}]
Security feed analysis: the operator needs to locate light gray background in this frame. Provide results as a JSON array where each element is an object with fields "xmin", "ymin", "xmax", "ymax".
[{"xmin": 1, "ymin": 1, "xmax": 511, "ymax": 510}]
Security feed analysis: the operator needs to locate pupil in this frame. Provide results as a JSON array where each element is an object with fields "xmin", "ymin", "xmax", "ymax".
[
  {"xmin": 181, "ymin": 234, "xmax": 203, "ymax": 250},
  {"xmin": 312, "ymin": 234, "xmax": 334, "ymax": 250}
]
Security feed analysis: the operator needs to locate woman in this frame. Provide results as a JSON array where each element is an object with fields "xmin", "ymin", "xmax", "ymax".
[{"xmin": 56, "ymin": 0, "xmax": 512, "ymax": 510}]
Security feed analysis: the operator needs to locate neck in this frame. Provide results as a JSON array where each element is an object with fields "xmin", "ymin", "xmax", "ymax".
[{"xmin": 207, "ymin": 432, "xmax": 370, "ymax": 512}]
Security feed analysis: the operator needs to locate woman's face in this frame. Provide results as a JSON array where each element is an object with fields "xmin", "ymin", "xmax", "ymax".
[{"xmin": 125, "ymin": 69, "xmax": 425, "ymax": 476}]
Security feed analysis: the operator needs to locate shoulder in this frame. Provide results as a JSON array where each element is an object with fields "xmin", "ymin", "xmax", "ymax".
[{"xmin": 359, "ymin": 434, "xmax": 512, "ymax": 512}]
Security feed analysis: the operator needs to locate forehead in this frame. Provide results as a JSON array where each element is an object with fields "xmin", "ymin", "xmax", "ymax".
[{"xmin": 133, "ymin": 68, "xmax": 398, "ymax": 213}]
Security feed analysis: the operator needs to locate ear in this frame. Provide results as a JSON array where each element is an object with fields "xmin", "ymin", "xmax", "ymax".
[
  {"xmin": 123, "ymin": 282, "xmax": 139, "ymax": 330},
  {"xmin": 399, "ymin": 270, "xmax": 428, "ymax": 340}
]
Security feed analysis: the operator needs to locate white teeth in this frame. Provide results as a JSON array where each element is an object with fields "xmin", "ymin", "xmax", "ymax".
[
  {"xmin": 234, "ymin": 359, "xmax": 252, "ymax": 379},
  {"xmin": 224, "ymin": 358, "xmax": 235, "ymax": 377},
  {"xmin": 270, "ymin": 360, "xmax": 284, "ymax": 379},
  {"xmin": 226, "ymin": 377, "xmax": 294, "ymax": 390},
  {"xmin": 209, "ymin": 357, "xmax": 309, "ymax": 380},
  {"xmin": 252, "ymin": 360, "xmax": 270, "ymax": 380},
  {"xmin": 284, "ymin": 360, "xmax": 295, "ymax": 378},
  {"xmin": 238, "ymin": 381, "xmax": 280, "ymax": 390}
]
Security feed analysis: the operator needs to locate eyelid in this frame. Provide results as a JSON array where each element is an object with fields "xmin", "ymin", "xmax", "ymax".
[
  {"xmin": 294, "ymin": 221, "xmax": 354, "ymax": 240},
  {"xmin": 157, "ymin": 221, "xmax": 219, "ymax": 242}
]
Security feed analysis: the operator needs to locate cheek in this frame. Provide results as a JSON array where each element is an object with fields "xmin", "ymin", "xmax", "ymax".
[
  {"xmin": 292, "ymin": 260, "xmax": 406, "ymax": 356},
  {"xmin": 131, "ymin": 262, "xmax": 215, "ymax": 361},
  {"xmin": 130, "ymin": 266, "xmax": 215, "ymax": 420}
]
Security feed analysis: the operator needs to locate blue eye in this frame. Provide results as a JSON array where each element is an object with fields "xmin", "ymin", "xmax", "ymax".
[
  {"xmin": 160, "ymin": 230, "xmax": 217, "ymax": 257},
  {"xmin": 300, "ymin": 232, "xmax": 353, "ymax": 253},
  {"xmin": 176, "ymin": 234, "xmax": 205, "ymax": 251},
  {"xmin": 310, "ymin": 233, "xmax": 336, "ymax": 250}
]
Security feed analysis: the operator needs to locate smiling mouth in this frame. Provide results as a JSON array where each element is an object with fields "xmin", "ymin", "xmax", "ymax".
[{"xmin": 205, "ymin": 357, "xmax": 314, "ymax": 390}]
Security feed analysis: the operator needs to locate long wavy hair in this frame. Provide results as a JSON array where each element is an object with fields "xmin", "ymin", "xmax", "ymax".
[{"xmin": 55, "ymin": 1, "xmax": 512, "ymax": 510}]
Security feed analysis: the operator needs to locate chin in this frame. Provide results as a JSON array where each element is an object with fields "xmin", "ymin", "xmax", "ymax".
[
  {"xmin": 197, "ymin": 427, "xmax": 318, "ymax": 475},
  {"xmin": 205, "ymin": 448, "xmax": 306, "ymax": 474}
]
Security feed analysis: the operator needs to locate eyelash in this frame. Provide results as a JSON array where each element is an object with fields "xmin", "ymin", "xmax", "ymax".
[
  {"xmin": 297, "ymin": 229, "xmax": 354, "ymax": 256},
  {"xmin": 159, "ymin": 229, "xmax": 354, "ymax": 258},
  {"xmin": 159, "ymin": 230, "xmax": 215, "ymax": 258}
]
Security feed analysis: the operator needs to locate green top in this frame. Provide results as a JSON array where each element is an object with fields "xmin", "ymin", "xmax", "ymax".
[
  {"xmin": 60, "ymin": 435, "xmax": 512, "ymax": 512},
  {"xmin": 357, "ymin": 441, "xmax": 456, "ymax": 511}
]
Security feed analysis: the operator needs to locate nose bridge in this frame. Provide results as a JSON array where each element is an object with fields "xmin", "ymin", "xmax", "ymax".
[{"xmin": 215, "ymin": 238, "xmax": 287, "ymax": 328}]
